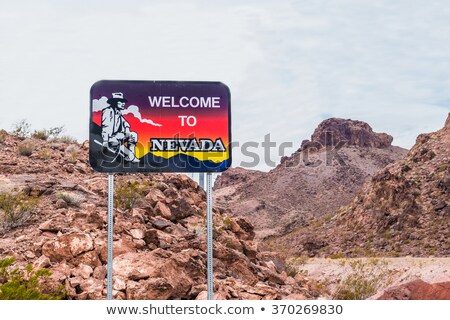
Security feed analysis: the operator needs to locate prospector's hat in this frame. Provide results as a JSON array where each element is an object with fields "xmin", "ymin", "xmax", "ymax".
[{"xmin": 107, "ymin": 92, "xmax": 128, "ymax": 104}]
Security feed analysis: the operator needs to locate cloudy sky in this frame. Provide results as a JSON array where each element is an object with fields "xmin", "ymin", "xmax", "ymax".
[{"xmin": 1, "ymin": 0, "xmax": 449, "ymax": 170}]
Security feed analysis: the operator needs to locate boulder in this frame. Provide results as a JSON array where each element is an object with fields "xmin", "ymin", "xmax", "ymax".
[
  {"xmin": 145, "ymin": 188, "xmax": 166, "ymax": 206},
  {"xmin": 169, "ymin": 198, "xmax": 197, "ymax": 221},
  {"xmin": 99, "ymin": 237, "xmax": 136, "ymax": 263},
  {"xmin": 79, "ymin": 278, "xmax": 104, "ymax": 299},
  {"xmin": 378, "ymin": 280, "xmax": 450, "ymax": 300},
  {"xmin": 42, "ymin": 233, "xmax": 94, "ymax": 262},
  {"xmin": 72, "ymin": 264, "xmax": 93, "ymax": 279},
  {"xmin": 33, "ymin": 255, "xmax": 51, "ymax": 269},
  {"xmin": 129, "ymin": 228, "xmax": 145, "ymax": 240}
]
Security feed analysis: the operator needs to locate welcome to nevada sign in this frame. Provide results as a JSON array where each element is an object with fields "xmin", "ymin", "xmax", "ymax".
[{"xmin": 89, "ymin": 80, "xmax": 231, "ymax": 173}]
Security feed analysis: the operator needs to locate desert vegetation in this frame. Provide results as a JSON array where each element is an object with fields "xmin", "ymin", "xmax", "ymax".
[
  {"xmin": 0, "ymin": 257, "xmax": 66, "ymax": 300},
  {"xmin": 0, "ymin": 191, "xmax": 38, "ymax": 230},
  {"xmin": 11, "ymin": 119, "xmax": 76, "ymax": 144}
]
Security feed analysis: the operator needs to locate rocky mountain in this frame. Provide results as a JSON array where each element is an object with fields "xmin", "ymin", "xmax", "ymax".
[
  {"xmin": 271, "ymin": 113, "xmax": 450, "ymax": 257},
  {"xmin": 0, "ymin": 130, "xmax": 318, "ymax": 300},
  {"xmin": 214, "ymin": 118, "xmax": 407, "ymax": 240}
]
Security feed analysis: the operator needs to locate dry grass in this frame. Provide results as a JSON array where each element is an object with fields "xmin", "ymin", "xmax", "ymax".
[
  {"xmin": 0, "ymin": 192, "xmax": 38, "ymax": 230},
  {"xmin": 17, "ymin": 141, "xmax": 35, "ymax": 157}
]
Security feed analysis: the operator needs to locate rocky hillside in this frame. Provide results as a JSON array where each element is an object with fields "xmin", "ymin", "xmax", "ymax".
[
  {"xmin": 0, "ymin": 130, "xmax": 318, "ymax": 300},
  {"xmin": 271, "ymin": 113, "xmax": 450, "ymax": 257},
  {"xmin": 214, "ymin": 118, "xmax": 407, "ymax": 239}
]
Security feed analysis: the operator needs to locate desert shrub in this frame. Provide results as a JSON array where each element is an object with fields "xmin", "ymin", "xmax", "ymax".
[
  {"xmin": 333, "ymin": 259, "xmax": 394, "ymax": 300},
  {"xmin": 285, "ymin": 256, "xmax": 310, "ymax": 278},
  {"xmin": 53, "ymin": 135, "xmax": 77, "ymax": 144},
  {"xmin": 36, "ymin": 148, "xmax": 52, "ymax": 160},
  {"xmin": 382, "ymin": 230, "xmax": 392, "ymax": 240},
  {"xmin": 47, "ymin": 126, "xmax": 64, "ymax": 139},
  {"xmin": 56, "ymin": 192, "xmax": 84, "ymax": 207},
  {"xmin": 0, "ymin": 257, "xmax": 66, "ymax": 300},
  {"xmin": 221, "ymin": 215, "xmax": 233, "ymax": 230},
  {"xmin": 0, "ymin": 192, "xmax": 38, "ymax": 229},
  {"xmin": 17, "ymin": 141, "xmax": 35, "ymax": 156},
  {"xmin": 291, "ymin": 255, "xmax": 309, "ymax": 265},
  {"xmin": 11, "ymin": 119, "xmax": 31, "ymax": 138},
  {"xmin": 214, "ymin": 215, "xmax": 233, "ymax": 235},
  {"xmin": 285, "ymin": 262, "xmax": 299, "ymax": 278},
  {"xmin": 32, "ymin": 126, "xmax": 65, "ymax": 141},
  {"xmin": 31, "ymin": 130, "xmax": 49, "ymax": 140},
  {"xmin": 0, "ymin": 129, "xmax": 8, "ymax": 143},
  {"xmin": 351, "ymin": 247, "xmax": 379, "ymax": 257},
  {"xmin": 65, "ymin": 145, "xmax": 80, "ymax": 163},
  {"xmin": 115, "ymin": 181, "xmax": 152, "ymax": 211}
]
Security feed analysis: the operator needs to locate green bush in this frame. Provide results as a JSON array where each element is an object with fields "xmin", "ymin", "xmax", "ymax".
[
  {"xmin": 0, "ymin": 192, "xmax": 38, "ymax": 229},
  {"xmin": 0, "ymin": 257, "xmax": 66, "ymax": 300},
  {"xmin": 115, "ymin": 181, "xmax": 152, "ymax": 211}
]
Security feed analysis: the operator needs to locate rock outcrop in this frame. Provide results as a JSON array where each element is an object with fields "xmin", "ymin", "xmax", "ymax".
[{"xmin": 305, "ymin": 118, "xmax": 393, "ymax": 149}]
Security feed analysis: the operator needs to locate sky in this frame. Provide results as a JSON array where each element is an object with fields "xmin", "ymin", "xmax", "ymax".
[{"xmin": 0, "ymin": 0, "xmax": 449, "ymax": 171}]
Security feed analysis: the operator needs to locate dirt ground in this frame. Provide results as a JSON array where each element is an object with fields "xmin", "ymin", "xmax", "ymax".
[{"xmin": 293, "ymin": 257, "xmax": 450, "ymax": 299}]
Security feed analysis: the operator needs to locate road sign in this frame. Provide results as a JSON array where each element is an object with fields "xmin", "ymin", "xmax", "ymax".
[
  {"xmin": 89, "ymin": 80, "xmax": 228, "ymax": 300},
  {"xmin": 89, "ymin": 80, "xmax": 231, "ymax": 173}
]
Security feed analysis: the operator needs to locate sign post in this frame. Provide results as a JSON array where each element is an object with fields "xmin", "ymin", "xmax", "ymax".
[
  {"xmin": 107, "ymin": 174, "xmax": 114, "ymax": 300},
  {"xmin": 206, "ymin": 172, "xmax": 213, "ymax": 299},
  {"xmin": 89, "ymin": 80, "xmax": 231, "ymax": 300}
]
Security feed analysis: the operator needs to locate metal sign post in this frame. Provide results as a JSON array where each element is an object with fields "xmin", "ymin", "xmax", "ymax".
[
  {"xmin": 107, "ymin": 174, "xmax": 114, "ymax": 300},
  {"xmin": 206, "ymin": 172, "xmax": 214, "ymax": 300}
]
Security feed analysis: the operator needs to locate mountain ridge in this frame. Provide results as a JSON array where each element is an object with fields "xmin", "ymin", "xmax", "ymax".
[{"xmin": 214, "ymin": 118, "xmax": 408, "ymax": 240}]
